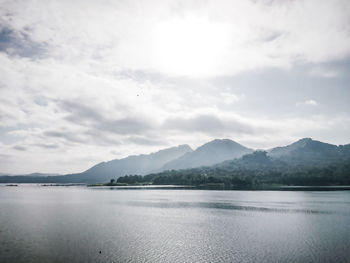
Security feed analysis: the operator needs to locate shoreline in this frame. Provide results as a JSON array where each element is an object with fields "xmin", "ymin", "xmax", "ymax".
[
  {"xmin": 2, "ymin": 183, "xmax": 350, "ymax": 191},
  {"xmin": 87, "ymin": 184, "xmax": 350, "ymax": 191}
]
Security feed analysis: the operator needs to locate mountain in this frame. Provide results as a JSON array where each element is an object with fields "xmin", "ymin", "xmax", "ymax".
[
  {"xmin": 0, "ymin": 172, "xmax": 59, "ymax": 177},
  {"xmin": 25, "ymin": 173, "xmax": 60, "ymax": 177},
  {"xmin": 0, "ymin": 144, "xmax": 192, "ymax": 184},
  {"xmin": 161, "ymin": 139, "xmax": 253, "ymax": 170},
  {"xmin": 0, "ymin": 173, "xmax": 62, "ymax": 183},
  {"xmin": 268, "ymin": 138, "xmax": 346, "ymax": 164},
  {"xmin": 78, "ymin": 144, "xmax": 193, "ymax": 182}
]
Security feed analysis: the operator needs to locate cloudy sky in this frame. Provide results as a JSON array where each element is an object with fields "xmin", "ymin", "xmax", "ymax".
[{"xmin": 0, "ymin": 0, "xmax": 350, "ymax": 174}]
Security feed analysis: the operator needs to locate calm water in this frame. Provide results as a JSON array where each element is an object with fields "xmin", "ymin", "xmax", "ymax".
[{"xmin": 1, "ymin": 185, "xmax": 350, "ymax": 263}]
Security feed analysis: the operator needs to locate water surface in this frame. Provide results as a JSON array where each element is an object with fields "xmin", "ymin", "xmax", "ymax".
[{"xmin": 1, "ymin": 185, "xmax": 350, "ymax": 262}]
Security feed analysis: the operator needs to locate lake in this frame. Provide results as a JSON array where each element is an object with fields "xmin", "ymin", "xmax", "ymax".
[{"xmin": 1, "ymin": 185, "xmax": 350, "ymax": 262}]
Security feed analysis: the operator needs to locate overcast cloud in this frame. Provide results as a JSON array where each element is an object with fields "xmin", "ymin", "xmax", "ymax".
[{"xmin": 0, "ymin": 0, "xmax": 350, "ymax": 174}]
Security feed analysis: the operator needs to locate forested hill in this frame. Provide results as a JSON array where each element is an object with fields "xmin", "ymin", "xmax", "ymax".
[
  {"xmin": 268, "ymin": 138, "xmax": 350, "ymax": 164},
  {"xmin": 116, "ymin": 139, "xmax": 350, "ymax": 187}
]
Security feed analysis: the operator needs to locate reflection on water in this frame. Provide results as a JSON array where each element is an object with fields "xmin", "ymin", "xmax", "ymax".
[
  {"xmin": 127, "ymin": 200, "xmax": 335, "ymax": 214},
  {"xmin": 0, "ymin": 185, "xmax": 350, "ymax": 263}
]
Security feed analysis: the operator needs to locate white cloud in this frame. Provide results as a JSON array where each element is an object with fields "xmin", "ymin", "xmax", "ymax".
[
  {"xmin": 0, "ymin": 0, "xmax": 349, "ymax": 173},
  {"xmin": 1, "ymin": 0, "xmax": 349, "ymax": 77},
  {"xmin": 309, "ymin": 67, "xmax": 339, "ymax": 78},
  {"xmin": 296, "ymin": 100, "xmax": 318, "ymax": 107},
  {"xmin": 220, "ymin": 92, "xmax": 241, "ymax": 105}
]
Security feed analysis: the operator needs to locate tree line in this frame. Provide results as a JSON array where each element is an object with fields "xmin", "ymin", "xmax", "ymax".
[{"xmin": 114, "ymin": 151, "xmax": 350, "ymax": 188}]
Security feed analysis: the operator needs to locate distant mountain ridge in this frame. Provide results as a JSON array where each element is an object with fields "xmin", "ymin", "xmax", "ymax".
[
  {"xmin": 63, "ymin": 144, "xmax": 193, "ymax": 183},
  {"xmin": 0, "ymin": 172, "xmax": 60, "ymax": 177},
  {"xmin": 161, "ymin": 139, "xmax": 253, "ymax": 170},
  {"xmin": 1, "ymin": 138, "xmax": 350, "ymax": 184},
  {"xmin": 0, "ymin": 144, "xmax": 193, "ymax": 184}
]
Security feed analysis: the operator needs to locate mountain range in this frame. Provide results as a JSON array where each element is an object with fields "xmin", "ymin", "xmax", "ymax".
[
  {"xmin": 1, "ymin": 138, "xmax": 349, "ymax": 184},
  {"xmin": 61, "ymin": 144, "xmax": 192, "ymax": 183},
  {"xmin": 125, "ymin": 138, "xmax": 350, "ymax": 187}
]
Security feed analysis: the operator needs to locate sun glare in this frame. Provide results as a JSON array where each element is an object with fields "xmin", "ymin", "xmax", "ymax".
[{"xmin": 154, "ymin": 17, "xmax": 229, "ymax": 77}]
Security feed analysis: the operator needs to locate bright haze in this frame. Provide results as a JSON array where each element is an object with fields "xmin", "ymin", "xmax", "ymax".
[{"xmin": 0, "ymin": 0, "xmax": 349, "ymax": 174}]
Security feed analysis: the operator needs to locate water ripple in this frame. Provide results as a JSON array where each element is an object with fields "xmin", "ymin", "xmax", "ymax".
[{"xmin": 127, "ymin": 200, "xmax": 334, "ymax": 214}]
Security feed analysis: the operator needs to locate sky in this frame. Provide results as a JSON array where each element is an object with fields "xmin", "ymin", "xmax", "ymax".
[{"xmin": 0, "ymin": 0, "xmax": 350, "ymax": 174}]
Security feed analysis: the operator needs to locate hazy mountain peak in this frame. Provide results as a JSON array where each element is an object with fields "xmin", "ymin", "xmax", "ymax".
[
  {"xmin": 162, "ymin": 138, "xmax": 253, "ymax": 170},
  {"xmin": 75, "ymin": 144, "xmax": 193, "ymax": 183},
  {"xmin": 206, "ymin": 138, "xmax": 239, "ymax": 144},
  {"xmin": 196, "ymin": 139, "xmax": 246, "ymax": 151},
  {"xmin": 160, "ymin": 144, "xmax": 193, "ymax": 153},
  {"xmin": 295, "ymin": 137, "xmax": 312, "ymax": 145}
]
